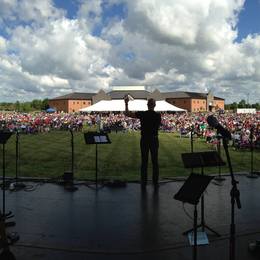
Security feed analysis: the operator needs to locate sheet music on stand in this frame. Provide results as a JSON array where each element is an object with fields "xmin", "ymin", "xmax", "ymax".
[
  {"xmin": 94, "ymin": 135, "xmax": 108, "ymax": 143},
  {"xmin": 84, "ymin": 132, "xmax": 111, "ymax": 145}
]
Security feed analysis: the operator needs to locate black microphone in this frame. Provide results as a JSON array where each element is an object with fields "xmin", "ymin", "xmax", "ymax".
[{"xmin": 207, "ymin": 115, "xmax": 231, "ymax": 139}]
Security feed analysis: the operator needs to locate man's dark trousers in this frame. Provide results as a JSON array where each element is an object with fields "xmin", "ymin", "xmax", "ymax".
[{"xmin": 140, "ymin": 136, "xmax": 159, "ymax": 186}]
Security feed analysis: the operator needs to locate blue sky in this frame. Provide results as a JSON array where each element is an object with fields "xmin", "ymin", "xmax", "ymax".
[
  {"xmin": 0, "ymin": 0, "xmax": 260, "ymax": 103},
  {"xmin": 237, "ymin": 0, "xmax": 260, "ymax": 41}
]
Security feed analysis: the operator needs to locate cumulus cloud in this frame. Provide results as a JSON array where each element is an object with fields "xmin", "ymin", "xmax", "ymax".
[
  {"xmin": 2, "ymin": 14, "xmax": 118, "ymax": 100},
  {"xmin": 77, "ymin": 0, "xmax": 103, "ymax": 30},
  {"xmin": 10, "ymin": 18, "xmax": 110, "ymax": 79},
  {"xmin": 0, "ymin": 0, "xmax": 260, "ymax": 103},
  {"xmin": 0, "ymin": 0, "xmax": 64, "ymax": 25},
  {"xmin": 103, "ymin": 0, "xmax": 260, "ymax": 102}
]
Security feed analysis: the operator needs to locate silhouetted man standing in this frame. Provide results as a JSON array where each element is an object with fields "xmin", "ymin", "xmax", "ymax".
[{"xmin": 124, "ymin": 96, "xmax": 161, "ymax": 189}]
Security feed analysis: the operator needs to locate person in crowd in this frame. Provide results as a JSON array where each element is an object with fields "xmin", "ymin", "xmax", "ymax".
[{"xmin": 124, "ymin": 96, "xmax": 161, "ymax": 189}]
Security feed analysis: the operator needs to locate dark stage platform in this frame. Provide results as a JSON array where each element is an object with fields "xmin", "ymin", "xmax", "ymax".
[{"xmin": 1, "ymin": 174, "xmax": 260, "ymax": 260}]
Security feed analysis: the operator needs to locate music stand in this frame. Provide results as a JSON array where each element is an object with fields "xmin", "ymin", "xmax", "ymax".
[
  {"xmin": 174, "ymin": 173, "xmax": 213, "ymax": 260},
  {"xmin": 84, "ymin": 132, "xmax": 111, "ymax": 189},
  {"xmin": 181, "ymin": 151, "xmax": 225, "ymax": 237},
  {"xmin": 0, "ymin": 132, "xmax": 15, "ymax": 225}
]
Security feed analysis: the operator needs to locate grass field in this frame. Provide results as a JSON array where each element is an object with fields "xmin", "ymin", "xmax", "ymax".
[{"xmin": 1, "ymin": 130, "xmax": 259, "ymax": 181}]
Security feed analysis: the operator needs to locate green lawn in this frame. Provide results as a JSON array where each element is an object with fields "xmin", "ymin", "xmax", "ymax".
[{"xmin": 1, "ymin": 131, "xmax": 259, "ymax": 181}]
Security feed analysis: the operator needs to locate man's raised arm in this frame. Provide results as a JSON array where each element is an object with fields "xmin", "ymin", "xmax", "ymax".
[{"xmin": 124, "ymin": 95, "xmax": 136, "ymax": 118}]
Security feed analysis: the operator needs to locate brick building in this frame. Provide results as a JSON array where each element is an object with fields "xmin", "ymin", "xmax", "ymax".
[
  {"xmin": 48, "ymin": 88, "xmax": 224, "ymax": 113},
  {"xmin": 164, "ymin": 91, "xmax": 224, "ymax": 112},
  {"xmin": 48, "ymin": 93, "xmax": 95, "ymax": 113}
]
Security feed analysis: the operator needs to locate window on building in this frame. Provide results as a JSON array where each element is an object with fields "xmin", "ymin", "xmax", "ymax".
[
  {"xmin": 73, "ymin": 102, "xmax": 75, "ymax": 105},
  {"xmin": 77, "ymin": 102, "xmax": 79, "ymax": 104},
  {"xmin": 83, "ymin": 102, "xmax": 86, "ymax": 105},
  {"xmin": 197, "ymin": 101, "xmax": 199, "ymax": 104}
]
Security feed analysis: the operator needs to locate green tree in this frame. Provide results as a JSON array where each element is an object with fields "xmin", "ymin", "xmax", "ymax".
[
  {"xmin": 252, "ymin": 103, "xmax": 260, "ymax": 110},
  {"xmin": 15, "ymin": 101, "xmax": 20, "ymax": 111},
  {"xmin": 238, "ymin": 99, "xmax": 246, "ymax": 108},
  {"xmin": 41, "ymin": 98, "xmax": 49, "ymax": 110},
  {"xmin": 31, "ymin": 99, "xmax": 42, "ymax": 110},
  {"xmin": 20, "ymin": 102, "xmax": 32, "ymax": 112},
  {"xmin": 230, "ymin": 102, "xmax": 238, "ymax": 110}
]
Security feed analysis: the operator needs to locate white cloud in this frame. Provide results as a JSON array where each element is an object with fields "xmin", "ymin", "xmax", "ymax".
[
  {"xmin": 0, "ymin": 0, "xmax": 64, "ymax": 25},
  {"xmin": 0, "ymin": 36, "xmax": 7, "ymax": 52},
  {"xmin": 102, "ymin": 0, "xmax": 260, "ymax": 102},
  {"xmin": 9, "ymin": 17, "xmax": 112, "ymax": 80},
  {"xmin": 0, "ymin": 0, "xmax": 260, "ymax": 103},
  {"xmin": 77, "ymin": 0, "xmax": 103, "ymax": 32},
  {"xmin": 0, "ymin": 0, "xmax": 17, "ymax": 23},
  {"xmin": 17, "ymin": 0, "xmax": 64, "ymax": 23}
]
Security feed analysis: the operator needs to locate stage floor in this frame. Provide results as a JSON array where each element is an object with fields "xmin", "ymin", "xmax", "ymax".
[{"xmin": 2, "ymin": 174, "xmax": 260, "ymax": 260}]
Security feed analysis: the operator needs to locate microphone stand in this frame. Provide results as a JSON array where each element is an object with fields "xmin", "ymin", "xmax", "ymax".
[
  {"xmin": 14, "ymin": 131, "xmax": 25, "ymax": 189},
  {"xmin": 222, "ymin": 135, "xmax": 241, "ymax": 260},
  {"xmin": 190, "ymin": 126, "xmax": 194, "ymax": 174},
  {"xmin": 63, "ymin": 129, "xmax": 78, "ymax": 191},
  {"xmin": 247, "ymin": 126, "xmax": 258, "ymax": 178},
  {"xmin": 214, "ymin": 134, "xmax": 225, "ymax": 182},
  {"xmin": 70, "ymin": 129, "xmax": 74, "ymax": 176}
]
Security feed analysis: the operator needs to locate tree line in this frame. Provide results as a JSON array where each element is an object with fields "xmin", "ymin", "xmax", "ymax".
[
  {"xmin": 224, "ymin": 99, "xmax": 260, "ymax": 110},
  {"xmin": 0, "ymin": 99, "xmax": 49, "ymax": 112}
]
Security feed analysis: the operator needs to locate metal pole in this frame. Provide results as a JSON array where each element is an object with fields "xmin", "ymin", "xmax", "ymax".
[
  {"xmin": 96, "ymin": 143, "xmax": 98, "ymax": 187},
  {"xmin": 2, "ymin": 144, "xmax": 5, "ymax": 217}
]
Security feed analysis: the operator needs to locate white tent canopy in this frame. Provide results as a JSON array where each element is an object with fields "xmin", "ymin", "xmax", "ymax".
[{"xmin": 79, "ymin": 100, "xmax": 186, "ymax": 112}]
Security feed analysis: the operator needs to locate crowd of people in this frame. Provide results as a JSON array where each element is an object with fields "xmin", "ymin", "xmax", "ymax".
[{"xmin": 0, "ymin": 111, "xmax": 259, "ymax": 149}]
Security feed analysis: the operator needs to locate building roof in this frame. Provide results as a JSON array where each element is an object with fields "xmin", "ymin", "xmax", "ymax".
[
  {"xmin": 49, "ymin": 90, "xmax": 224, "ymax": 101},
  {"xmin": 49, "ymin": 92, "xmax": 95, "ymax": 100},
  {"xmin": 108, "ymin": 90, "xmax": 150, "ymax": 99},
  {"xmin": 163, "ymin": 91, "xmax": 224, "ymax": 100}
]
